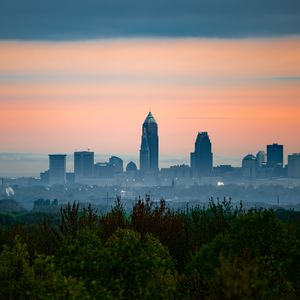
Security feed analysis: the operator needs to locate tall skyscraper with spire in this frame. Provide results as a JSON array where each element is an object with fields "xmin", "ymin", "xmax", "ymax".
[
  {"xmin": 139, "ymin": 112, "xmax": 159, "ymax": 173},
  {"xmin": 191, "ymin": 132, "xmax": 213, "ymax": 177}
]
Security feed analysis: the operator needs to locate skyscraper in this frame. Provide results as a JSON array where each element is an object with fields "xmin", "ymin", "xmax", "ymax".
[
  {"xmin": 139, "ymin": 112, "xmax": 159, "ymax": 173},
  {"xmin": 267, "ymin": 143, "xmax": 283, "ymax": 168},
  {"xmin": 109, "ymin": 156, "xmax": 123, "ymax": 173},
  {"xmin": 288, "ymin": 153, "xmax": 300, "ymax": 178},
  {"xmin": 49, "ymin": 154, "xmax": 66, "ymax": 185},
  {"xmin": 256, "ymin": 150, "xmax": 266, "ymax": 167},
  {"xmin": 190, "ymin": 132, "xmax": 213, "ymax": 177},
  {"xmin": 74, "ymin": 151, "xmax": 94, "ymax": 178}
]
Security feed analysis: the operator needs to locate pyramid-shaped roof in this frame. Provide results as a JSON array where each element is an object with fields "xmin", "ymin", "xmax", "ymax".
[{"xmin": 143, "ymin": 112, "xmax": 157, "ymax": 124}]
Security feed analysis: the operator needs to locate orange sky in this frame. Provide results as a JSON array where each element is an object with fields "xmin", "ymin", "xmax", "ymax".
[{"xmin": 0, "ymin": 37, "xmax": 299, "ymax": 165}]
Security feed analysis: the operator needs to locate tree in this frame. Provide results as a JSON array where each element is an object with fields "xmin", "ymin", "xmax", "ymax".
[
  {"xmin": 0, "ymin": 236, "xmax": 89, "ymax": 299},
  {"xmin": 99, "ymin": 197, "xmax": 128, "ymax": 241},
  {"xmin": 185, "ymin": 209, "xmax": 299, "ymax": 299},
  {"xmin": 99, "ymin": 228, "xmax": 177, "ymax": 299},
  {"xmin": 131, "ymin": 197, "xmax": 186, "ymax": 268},
  {"xmin": 60, "ymin": 202, "xmax": 98, "ymax": 237}
]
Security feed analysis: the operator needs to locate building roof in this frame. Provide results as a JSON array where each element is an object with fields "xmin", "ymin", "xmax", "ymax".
[
  {"xmin": 143, "ymin": 111, "xmax": 157, "ymax": 124},
  {"xmin": 243, "ymin": 154, "xmax": 256, "ymax": 161},
  {"xmin": 126, "ymin": 161, "xmax": 137, "ymax": 172}
]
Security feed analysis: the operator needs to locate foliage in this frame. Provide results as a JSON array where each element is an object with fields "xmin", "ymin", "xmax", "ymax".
[
  {"xmin": 0, "ymin": 236, "xmax": 89, "ymax": 300},
  {"xmin": 99, "ymin": 228, "xmax": 177, "ymax": 299},
  {"xmin": 60, "ymin": 202, "xmax": 98, "ymax": 237},
  {"xmin": 185, "ymin": 209, "xmax": 300, "ymax": 299},
  {"xmin": 56, "ymin": 228, "xmax": 177, "ymax": 299},
  {"xmin": 1, "ymin": 198, "xmax": 300, "ymax": 299},
  {"xmin": 55, "ymin": 228, "xmax": 106, "ymax": 297},
  {"xmin": 131, "ymin": 195, "xmax": 186, "ymax": 268},
  {"xmin": 99, "ymin": 197, "xmax": 128, "ymax": 241},
  {"xmin": 184, "ymin": 197, "xmax": 243, "ymax": 256}
]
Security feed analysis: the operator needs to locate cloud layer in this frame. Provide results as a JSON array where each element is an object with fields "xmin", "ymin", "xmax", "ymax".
[{"xmin": 1, "ymin": 0, "xmax": 300, "ymax": 40}]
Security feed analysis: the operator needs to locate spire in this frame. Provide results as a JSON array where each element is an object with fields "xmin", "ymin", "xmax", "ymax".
[{"xmin": 143, "ymin": 111, "xmax": 157, "ymax": 124}]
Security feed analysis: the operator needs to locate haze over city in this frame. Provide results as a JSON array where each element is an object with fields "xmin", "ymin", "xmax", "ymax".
[{"xmin": 0, "ymin": 0, "xmax": 299, "ymax": 192}]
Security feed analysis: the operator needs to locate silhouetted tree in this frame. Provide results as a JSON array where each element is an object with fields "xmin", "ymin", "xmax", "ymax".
[
  {"xmin": 99, "ymin": 197, "xmax": 128, "ymax": 241},
  {"xmin": 99, "ymin": 228, "xmax": 177, "ymax": 299},
  {"xmin": 59, "ymin": 202, "xmax": 98, "ymax": 237},
  {"xmin": 131, "ymin": 196, "xmax": 187, "ymax": 269}
]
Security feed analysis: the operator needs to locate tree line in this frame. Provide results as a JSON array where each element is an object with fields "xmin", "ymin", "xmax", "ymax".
[{"xmin": 0, "ymin": 196, "xmax": 300, "ymax": 299}]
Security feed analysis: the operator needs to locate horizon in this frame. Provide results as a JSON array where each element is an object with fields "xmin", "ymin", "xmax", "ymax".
[{"xmin": 0, "ymin": 150, "xmax": 245, "ymax": 177}]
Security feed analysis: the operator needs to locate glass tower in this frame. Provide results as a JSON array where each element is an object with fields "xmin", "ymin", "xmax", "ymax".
[
  {"xmin": 139, "ymin": 112, "xmax": 159, "ymax": 173},
  {"xmin": 190, "ymin": 132, "xmax": 213, "ymax": 177}
]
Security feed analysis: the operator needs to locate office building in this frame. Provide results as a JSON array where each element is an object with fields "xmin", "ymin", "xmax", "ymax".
[
  {"xmin": 94, "ymin": 162, "xmax": 114, "ymax": 178},
  {"xmin": 109, "ymin": 156, "xmax": 123, "ymax": 173},
  {"xmin": 242, "ymin": 154, "xmax": 256, "ymax": 178},
  {"xmin": 288, "ymin": 153, "xmax": 300, "ymax": 178},
  {"xmin": 49, "ymin": 154, "xmax": 66, "ymax": 185},
  {"xmin": 74, "ymin": 151, "xmax": 94, "ymax": 178},
  {"xmin": 40, "ymin": 170, "xmax": 49, "ymax": 185},
  {"xmin": 94, "ymin": 156, "xmax": 123, "ymax": 178},
  {"xmin": 256, "ymin": 150, "xmax": 266, "ymax": 167},
  {"xmin": 139, "ymin": 112, "xmax": 159, "ymax": 173},
  {"xmin": 191, "ymin": 132, "xmax": 213, "ymax": 177},
  {"xmin": 267, "ymin": 143, "xmax": 283, "ymax": 168},
  {"xmin": 161, "ymin": 164, "xmax": 191, "ymax": 186}
]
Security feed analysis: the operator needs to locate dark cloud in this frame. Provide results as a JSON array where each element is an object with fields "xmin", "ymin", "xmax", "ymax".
[{"xmin": 0, "ymin": 0, "xmax": 300, "ymax": 40}]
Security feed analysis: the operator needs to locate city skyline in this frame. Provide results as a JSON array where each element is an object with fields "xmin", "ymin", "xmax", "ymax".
[
  {"xmin": 0, "ymin": 108, "xmax": 298, "ymax": 177},
  {"xmin": 0, "ymin": 106, "xmax": 299, "ymax": 176},
  {"xmin": 41, "ymin": 129, "xmax": 298, "ymax": 185}
]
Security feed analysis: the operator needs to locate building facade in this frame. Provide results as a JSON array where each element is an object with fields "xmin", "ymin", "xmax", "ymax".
[
  {"xmin": 288, "ymin": 153, "xmax": 300, "ymax": 178},
  {"xmin": 242, "ymin": 154, "xmax": 257, "ymax": 178},
  {"xmin": 139, "ymin": 112, "xmax": 159, "ymax": 173},
  {"xmin": 256, "ymin": 150, "xmax": 266, "ymax": 167},
  {"xmin": 267, "ymin": 143, "xmax": 283, "ymax": 168},
  {"xmin": 190, "ymin": 132, "xmax": 213, "ymax": 177},
  {"xmin": 74, "ymin": 151, "xmax": 94, "ymax": 178},
  {"xmin": 109, "ymin": 156, "xmax": 123, "ymax": 173},
  {"xmin": 49, "ymin": 154, "xmax": 66, "ymax": 185}
]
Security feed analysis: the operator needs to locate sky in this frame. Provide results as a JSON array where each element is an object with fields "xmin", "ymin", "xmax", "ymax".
[{"xmin": 0, "ymin": 0, "xmax": 300, "ymax": 176}]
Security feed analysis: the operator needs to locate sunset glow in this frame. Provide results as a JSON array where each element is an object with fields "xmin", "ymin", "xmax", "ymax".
[{"xmin": 0, "ymin": 38, "xmax": 299, "ymax": 162}]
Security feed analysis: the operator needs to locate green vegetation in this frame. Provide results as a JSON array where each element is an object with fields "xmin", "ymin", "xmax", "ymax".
[{"xmin": 1, "ymin": 197, "xmax": 300, "ymax": 299}]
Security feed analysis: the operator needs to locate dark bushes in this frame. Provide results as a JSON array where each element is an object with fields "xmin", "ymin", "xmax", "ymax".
[{"xmin": 0, "ymin": 197, "xmax": 300, "ymax": 299}]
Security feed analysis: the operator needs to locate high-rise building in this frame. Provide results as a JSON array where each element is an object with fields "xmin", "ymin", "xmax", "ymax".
[
  {"xmin": 256, "ymin": 150, "xmax": 266, "ymax": 167},
  {"xmin": 49, "ymin": 154, "xmax": 66, "ymax": 185},
  {"xmin": 139, "ymin": 112, "xmax": 159, "ymax": 173},
  {"xmin": 109, "ymin": 156, "xmax": 123, "ymax": 173},
  {"xmin": 190, "ymin": 132, "xmax": 213, "ymax": 177},
  {"xmin": 288, "ymin": 153, "xmax": 300, "ymax": 178},
  {"xmin": 74, "ymin": 151, "xmax": 94, "ymax": 178},
  {"xmin": 40, "ymin": 170, "xmax": 49, "ymax": 185},
  {"xmin": 94, "ymin": 162, "xmax": 114, "ymax": 178},
  {"xmin": 242, "ymin": 154, "xmax": 257, "ymax": 178},
  {"xmin": 267, "ymin": 143, "xmax": 283, "ymax": 168},
  {"xmin": 93, "ymin": 156, "xmax": 123, "ymax": 178}
]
